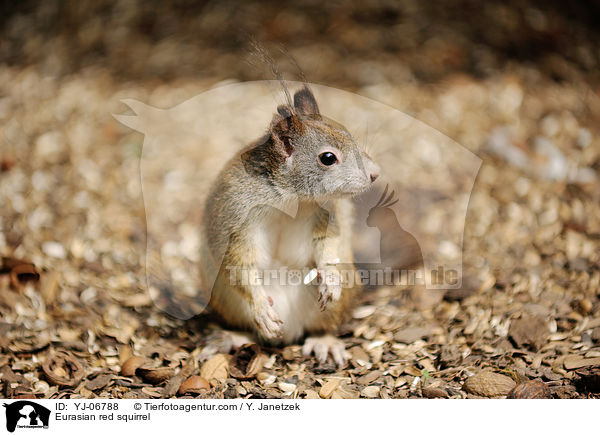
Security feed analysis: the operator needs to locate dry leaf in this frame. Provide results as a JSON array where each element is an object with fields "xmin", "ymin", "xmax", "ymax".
[
  {"xmin": 394, "ymin": 327, "xmax": 431, "ymax": 344},
  {"xmin": 85, "ymin": 374, "xmax": 113, "ymax": 391},
  {"xmin": 357, "ymin": 370, "xmax": 382, "ymax": 385},
  {"xmin": 361, "ymin": 385, "xmax": 380, "ymax": 398},
  {"xmin": 564, "ymin": 356, "xmax": 600, "ymax": 370},
  {"xmin": 40, "ymin": 271, "xmax": 59, "ymax": 305},
  {"xmin": 200, "ymin": 354, "xmax": 228, "ymax": 383},
  {"xmin": 509, "ymin": 315, "xmax": 548, "ymax": 351}
]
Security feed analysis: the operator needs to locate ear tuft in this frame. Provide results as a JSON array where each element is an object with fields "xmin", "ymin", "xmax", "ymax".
[
  {"xmin": 293, "ymin": 87, "xmax": 319, "ymax": 116},
  {"xmin": 277, "ymin": 105, "xmax": 293, "ymax": 119}
]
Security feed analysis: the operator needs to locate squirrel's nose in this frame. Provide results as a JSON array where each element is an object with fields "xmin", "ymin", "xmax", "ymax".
[{"xmin": 363, "ymin": 157, "xmax": 380, "ymax": 183}]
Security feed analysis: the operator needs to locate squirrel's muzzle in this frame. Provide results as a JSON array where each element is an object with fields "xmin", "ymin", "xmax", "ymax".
[{"xmin": 365, "ymin": 159, "xmax": 380, "ymax": 184}]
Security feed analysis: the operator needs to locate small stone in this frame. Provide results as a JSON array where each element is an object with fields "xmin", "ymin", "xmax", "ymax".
[
  {"xmin": 578, "ymin": 298, "xmax": 593, "ymax": 315},
  {"xmin": 35, "ymin": 131, "xmax": 66, "ymax": 163},
  {"xmin": 282, "ymin": 345, "xmax": 301, "ymax": 361},
  {"xmin": 422, "ymin": 386, "xmax": 449, "ymax": 398},
  {"xmin": 463, "ymin": 371, "xmax": 516, "ymax": 397},
  {"xmin": 33, "ymin": 381, "xmax": 50, "ymax": 394},
  {"xmin": 256, "ymin": 372, "xmax": 276, "ymax": 385},
  {"xmin": 42, "ymin": 241, "xmax": 67, "ymax": 259},
  {"xmin": 534, "ymin": 137, "xmax": 568, "ymax": 181},
  {"xmin": 278, "ymin": 382, "xmax": 297, "ymax": 394},
  {"xmin": 353, "ymin": 305, "xmax": 376, "ymax": 319},
  {"xmin": 507, "ymin": 380, "xmax": 551, "ymax": 399}
]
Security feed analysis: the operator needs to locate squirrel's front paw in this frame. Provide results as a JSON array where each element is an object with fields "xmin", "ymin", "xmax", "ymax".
[
  {"xmin": 317, "ymin": 267, "xmax": 342, "ymax": 311},
  {"xmin": 254, "ymin": 300, "xmax": 284, "ymax": 340}
]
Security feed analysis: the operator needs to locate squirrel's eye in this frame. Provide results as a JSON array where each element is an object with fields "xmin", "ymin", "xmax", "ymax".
[{"xmin": 319, "ymin": 152, "xmax": 338, "ymax": 166}]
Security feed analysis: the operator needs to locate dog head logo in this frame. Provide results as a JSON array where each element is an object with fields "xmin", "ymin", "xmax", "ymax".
[{"xmin": 3, "ymin": 401, "xmax": 50, "ymax": 432}]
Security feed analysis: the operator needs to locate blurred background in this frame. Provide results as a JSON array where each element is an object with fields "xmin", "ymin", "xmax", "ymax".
[
  {"xmin": 1, "ymin": 0, "xmax": 599, "ymax": 399},
  {"xmin": 2, "ymin": 0, "xmax": 600, "ymax": 83}
]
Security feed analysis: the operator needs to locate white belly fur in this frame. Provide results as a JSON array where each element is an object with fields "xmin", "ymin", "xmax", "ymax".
[{"xmin": 252, "ymin": 205, "xmax": 320, "ymax": 342}]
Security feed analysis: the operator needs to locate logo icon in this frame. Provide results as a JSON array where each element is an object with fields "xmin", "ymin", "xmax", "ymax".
[{"xmin": 3, "ymin": 401, "xmax": 50, "ymax": 433}]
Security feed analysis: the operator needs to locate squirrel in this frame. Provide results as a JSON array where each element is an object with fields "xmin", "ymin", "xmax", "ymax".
[{"xmin": 200, "ymin": 85, "xmax": 380, "ymax": 366}]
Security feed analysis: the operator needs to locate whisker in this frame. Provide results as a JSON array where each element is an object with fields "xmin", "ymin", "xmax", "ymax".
[
  {"xmin": 374, "ymin": 184, "xmax": 389, "ymax": 208},
  {"xmin": 385, "ymin": 198, "xmax": 399, "ymax": 208},
  {"xmin": 383, "ymin": 189, "xmax": 395, "ymax": 206}
]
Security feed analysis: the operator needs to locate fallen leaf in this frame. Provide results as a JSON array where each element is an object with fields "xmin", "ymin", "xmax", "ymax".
[
  {"xmin": 509, "ymin": 315, "xmax": 548, "ymax": 351},
  {"xmin": 200, "ymin": 354, "xmax": 228, "ymax": 383},
  {"xmin": 394, "ymin": 327, "xmax": 431, "ymax": 344},
  {"xmin": 85, "ymin": 374, "xmax": 113, "ymax": 391},
  {"xmin": 564, "ymin": 356, "xmax": 600, "ymax": 370},
  {"xmin": 40, "ymin": 271, "xmax": 60, "ymax": 305},
  {"xmin": 357, "ymin": 370, "xmax": 382, "ymax": 385},
  {"xmin": 361, "ymin": 385, "xmax": 380, "ymax": 398},
  {"xmin": 319, "ymin": 379, "xmax": 340, "ymax": 399}
]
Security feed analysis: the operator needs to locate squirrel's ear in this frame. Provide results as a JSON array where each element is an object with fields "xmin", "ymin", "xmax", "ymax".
[
  {"xmin": 293, "ymin": 87, "xmax": 320, "ymax": 116},
  {"xmin": 270, "ymin": 106, "xmax": 299, "ymax": 157},
  {"xmin": 277, "ymin": 104, "xmax": 293, "ymax": 119}
]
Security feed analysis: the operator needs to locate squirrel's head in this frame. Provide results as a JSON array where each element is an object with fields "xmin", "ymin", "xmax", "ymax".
[{"xmin": 267, "ymin": 87, "xmax": 380, "ymax": 200}]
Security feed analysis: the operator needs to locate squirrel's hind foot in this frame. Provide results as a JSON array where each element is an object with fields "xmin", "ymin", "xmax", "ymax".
[
  {"xmin": 302, "ymin": 334, "xmax": 348, "ymax": 367},
  {"xmin": 199, "ymin": 329, "xmax": 254, "ymax": 360}
]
